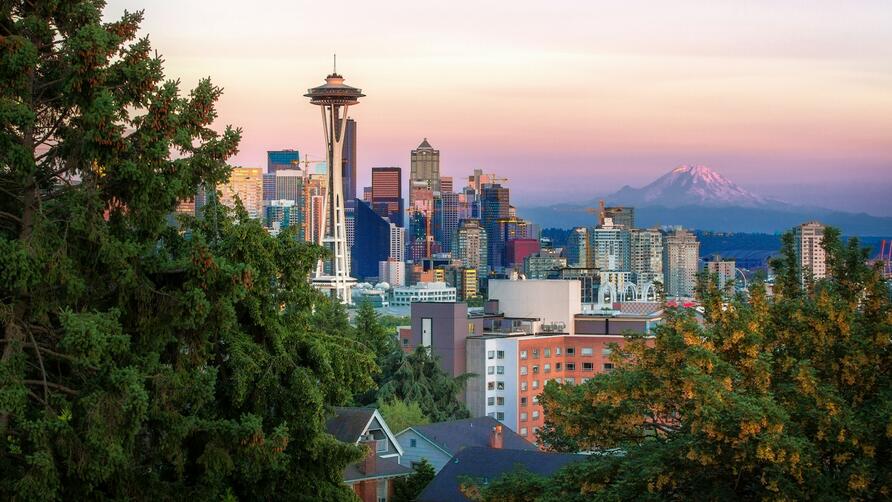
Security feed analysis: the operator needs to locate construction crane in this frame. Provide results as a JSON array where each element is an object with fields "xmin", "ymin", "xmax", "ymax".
[{"xmin": 295, "ymin": 153, "xmax": 325, "ymax": 172}]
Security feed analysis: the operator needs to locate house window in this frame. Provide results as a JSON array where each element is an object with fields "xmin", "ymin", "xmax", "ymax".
[
  {"xmin": 487, "ymin": 350, "xmax": 495, "ymax": 359},
  {"xmin": 556, "ymin": 362, "xmax": 562, "ymax": 371},
  {"xmin": 410, "ymin": 439, "xmax": 417, "ymax": 448},
  {"xmin": 581, "ymin": 347, "xmax": 593, "ymax": 356},
  {"xmin": 376, "ymin": 439, "xmax": 388, "ymax": 452},
  {"xmin": 544, "ymin": 348, "xmax": 551, "ymax": 357},
  {"xmin": 602, "ymin": 347, "xmax": 613, "ymax": 356},
  {"xmin": 604, "ymin": 363, "xmax": 614, "ymax": 371},
  {"xmin": 488, "ymin": 397, "xmax": 494, "ymax": 406},
  {"xmin": 496, "ymin": 412, "xmax": 504, "ymax": 420},
  {"xmin": 555, "ymin": 347, "xmax": 562, "ymax": 356},
  {"xmin": 544, "ymin": 364, "xmax": 551, "ymax": 373},
  {"xmin": 532, "ymin": 365, "xmax": 539, "ymax": 374},
  {"xmin": 402, "ymin": 338, "xmax": 409, "ymax": 346},
  {"xmin": 520, "ymin": 412, "xmax": 528, "ymax": 421},
  {"xmin": 532, "ymin": 380, "xmax": 539, "ymax": 389},
  {"xmin": 532, "ymin": 349, "xmax": 539, "ymax": 358},
  {"xmin": 532, "ymin": 411, "xmax": 540, "ymax": 419},
  {"xmin": 520, "ymin": 427, "xmax": 528, "ymax": 436},
  {"xmin": 496, "ymin": 397, "xmax": 505, "ymax": 405},
  {"xmin": 520, "ymin": 350, "xmax": 528, "ymax": 360},
  {"xmin": 521, "ymin": 397, "xmax": 528, "ymax": 406},
  {"xmin": 497, "ymin": 350, "xmax": 505, "ymax": 359},
  {"xmin": 378, "ymin": 479, "xmax": 387, "ymax": 502},
  {"xmin": 583, "ymin": 362, "xmax": 594, "ymax": 371},
  {"xmin": 520, "ymin": 366, "xmax": 528, "ymax": 376},
  {"xmin": 566, "ymin": 362, "xmax": 575, "ymax": 370},
  {"xmin": 566, "ymin": 347, "xmax": 575, "ymax": 355},
  {"xmin": 497, "ymin": 366, "xmax": 504, "ymax": 375},
  {"xmin": 521, "ymin": 381, "xmax": 527, "ymax": 391}
]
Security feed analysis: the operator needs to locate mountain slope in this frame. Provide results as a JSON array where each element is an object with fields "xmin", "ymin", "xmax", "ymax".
[{"xmin": 607, "ymin": 165, "xmax": 778, "ymax": 208}]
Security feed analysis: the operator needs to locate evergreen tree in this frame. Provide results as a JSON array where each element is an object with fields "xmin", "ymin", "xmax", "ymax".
[
  {"xmin": 0, "ymin": 2, "xmax": 374, "ymax": 499},
  {"xmin": 393, "ymin": 458, "xmax": 435, "ymax": 502},
  {"xmin": 478, "ymin": 229, "xmax": 892, "ymax": 500},
  {"xmin": 378, "ymin": 348, "xmax": 471, "ymax": 423}
]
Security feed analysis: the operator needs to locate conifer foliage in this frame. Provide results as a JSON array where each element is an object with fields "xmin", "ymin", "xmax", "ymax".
[
  {"xmin": 482, "ymin": 229, "xmax": 891, "ymax": 500},
  {"xmin": 0, "ymin": 2, "xmax": 375, "ymax": 499}
]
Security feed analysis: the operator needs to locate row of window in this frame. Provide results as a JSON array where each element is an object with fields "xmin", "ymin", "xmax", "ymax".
[
  {"xmin": 519, "ymin": 411, "xmax": 540, "ymax": 421},
  {"xmin": 520, "ymin": 361, "xmax": 614, "ymax": 374},
  {"xmin": 487, "ymin": 411, "xmax": 505, "ymax": 421},
  {"xmin": 486, "ymin": 396, "xmax": 506, "ymax": 406},
  {"xmin": 487, "ymin": 366, "xmax": 505, "ymax": 375},
  {"xmin": 520, "ymin": 376, "xmax": 596, "ymax": 395},
  {"xmin": 486, "ymin": 350, "xmax": 506, "ymax": 360},
  {"xmin": 519, "ymin": 347, "xmax": 612, "ymax": 359},
  {"xmin": 486, "ymin": 381, "xmax": 505, "ymax": 390},
  {"xmin": 519, "ymin": 426, "xmax": 539, "ymax": 437}
]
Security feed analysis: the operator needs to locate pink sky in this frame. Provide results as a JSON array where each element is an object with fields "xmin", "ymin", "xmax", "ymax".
[{"xmin": 103, "ymin": 1, "xmax": 892, "ymax": 208}]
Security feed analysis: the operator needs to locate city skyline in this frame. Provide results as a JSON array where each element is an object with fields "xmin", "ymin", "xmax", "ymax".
[{"xmin": 103, "ymin": 1, "xmax": 892, "ymax": 214}]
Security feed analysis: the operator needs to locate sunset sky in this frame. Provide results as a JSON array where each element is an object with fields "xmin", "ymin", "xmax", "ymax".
[{"xmin": 103, "ymin": 1, "xmax": 892, "ymax": 213}]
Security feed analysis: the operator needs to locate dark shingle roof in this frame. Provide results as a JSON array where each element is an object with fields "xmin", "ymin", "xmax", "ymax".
[
  {"xmin": 417, "ymin": 447, "xmax": 585, "ymax": 502},
  {"xmin": 409, "ymin": 416, "xmax": 538, "ymax": 455},
  {"xmin": 325, "ymin": 407, "xmax": 375, "ymax": 444},
  {"xmin": 343, "ymin": 455, "xmax": 413, "ymax": 482}
]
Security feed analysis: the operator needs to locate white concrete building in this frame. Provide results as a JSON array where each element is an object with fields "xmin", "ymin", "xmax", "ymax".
[
  {"xmin": 794, "ymin": 221, "xmax": 827, "ymax": 282},
  {"xmin": 390, "ymin": 282, "xmax": 457, "ymax": 306},
  {"xmin": 378, "ymin": 260, "xmax": 406, "ymax": 287},
  {"xmin": 488, "ymin": 279, "xmax": 582, "ymax": 335}
]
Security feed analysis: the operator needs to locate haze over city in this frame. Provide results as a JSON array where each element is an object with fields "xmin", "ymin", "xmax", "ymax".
[{"xmin": 101, "ymin": 0, "xmax": 892, "ymax": 214}]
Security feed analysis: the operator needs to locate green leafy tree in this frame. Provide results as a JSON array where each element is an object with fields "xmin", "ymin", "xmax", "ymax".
[
  {"xmin": 378, "ymin": 398, "xmax": 429, "ymax": 434},
  {"xmin": 393, "ymin": 458, "xmax": 436, "ymax": 502},
  {"xmin": 478, "ymin": 228, "xmax": 892, "ymax": 500},
  {"xmin": 0, "ymin": 2, "xmax": 374, "ymax": 499},
  {"xmin": 378, "ymin": 348, "xmax": 471, "ymax": 423}
]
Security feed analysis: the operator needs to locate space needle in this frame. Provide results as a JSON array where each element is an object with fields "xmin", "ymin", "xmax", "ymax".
[{"xmin": 305, "ymin": 57, "xmax": 364, "ymax": 304}]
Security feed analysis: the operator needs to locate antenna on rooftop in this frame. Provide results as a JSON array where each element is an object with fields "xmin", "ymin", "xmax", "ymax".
[{"xmin": 333, "ymin": 53, "xmax": 337, "ymax": 73}]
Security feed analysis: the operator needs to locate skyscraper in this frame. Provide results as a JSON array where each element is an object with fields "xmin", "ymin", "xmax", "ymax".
[
  {"xmin": 267, "ymin": 150, "xmax": 300, "ymax": 173},
  {"xmin": 264, "ymin": 199, "xmax": 303, "ymax": 238},
  {"xmin": 410, "ymin": 138, "xmax": 440, "ymax": 198},
  {"xmin": 351, "ymin": 200, "xmax": 391, "ymax": 281},
  {"xmin": 793, "ymin": 221, "xmax": 827, "ymax": 282},
  {"xmin": 567, "ymin": 227, "xmax": 590, "ymax": 268},
  {"xmin": 663, "ymin": 228, "xmax": 700, "ymax": 298},
  {"xmin": 370, "ymin": 166, "xmax": 403, "ymax": 226},
  {"xmin": 705, "ymin": 256, "xmax": 736, "ymax": 291},
  {"xmin": 592, "ymin": 224, "xmax": 631, "ymax": 272},
  {"xmin": 275, "ymin": 169, "xmax": 305, "ymax": 201},
  {"xmin": 598, "ymin": 200, "xmax": 635, "ymax": 229},
  {"xmin": 219, "ymin": 167, "xmax": 263, "ymax": 219},
  {"xmin": 342, "ymin": 118, "xmax": 357, "ymax": 202},
  {"xmin": 630, "ymin": 228, "xmax": 663, "ymax": 286},
  {"xmin": 481, "ymin": 184, "xmax": 510, "ymax": 269},
  {"xmin": 453, "ymin": 219, "xmax": 488, "ymax": 283},
  {"xmin": 440, "ymin": 176, "xmax": 453, "ymax": 193},
  {"xmin": 437, "ymin": 191, "xmax": 460, "ymax": 252}
]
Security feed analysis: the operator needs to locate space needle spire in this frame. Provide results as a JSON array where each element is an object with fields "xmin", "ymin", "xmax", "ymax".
[{"xmin": 304, "ymin": 61, "xmax": 364, "ymax": 304}]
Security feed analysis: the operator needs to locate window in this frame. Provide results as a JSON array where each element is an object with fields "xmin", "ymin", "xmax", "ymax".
[
  {"xmin": 520, "ymin": 381, "xmax": 527, "ymax": 391},
  {"xmin": 556, "ymin": 362, "xmax": 562, "ymax": 371},
  {"xmin": 497, "ymin": 350, "xmax": 505, "ymax": 359},
  {"xmin": 497, "ymin": 381, "xmax": 505, "ymax": 390},
  {"xmin": 487, "ymin": 382, "xmax": 495, "ymax": 390},
  {"xmin": 520, "ymin": 366, "xmax": 528, "ymax": 376},
  {"xmin": 565, "ymin": 377, "xmax": 575, "ymax": 385},
  {"xmin": 566, "ymin": 347, "xmax": 575, "ymax": 355},
  {"xmin": 603, "ymin": 363, "xmax": 614, "ymax": 371},
  {"xmin": 402, "ymin": 338, "xmax": 409, "ymax": 346},
  {"xmin": 583, "ymin": 362, "xmax": 594, "ymax": 371},
  {"xmin": 544, "ymin": 364, "xmax": 551, "ymax": 373},
  {"xmin": 378, "ymin": 478, "xmax": 387, "ymax": 502},
  {"xmin": 555, "ymin": 347, "xmax": 562, "ymax": 356},
  {"xmin": 468, "ymin": 322, "xmax": 476, "ymax": 335},
  {"xmin": 520, "ymin": 427, "xmax": 528, "ymax": 436},
  {"xmin": 487, "ymin": 350, "xmax": 495, "ymax": 360},
  {"xmin": 532, "ymin": 411, "xmax": 540, "ymax": 419},
  {"xmin": 488, "ymin": 397, "xmax": 495, "ymax": 406},
  {"xmin": 487, "ymin": 366, "xmax": 495, "ymax": 375},
  {"xmin": 602, "ymin": 347, "xmax": 613, "ymax": 356},
  {"xmin": 422, "ymin": 318, "xmax": 432, "ymax": 348},
  {"xmin": 520, "ymin": 412, "xmax": 528, "ymax": 421},
  {"xmin": 520, "ymin": 397, "xmax": 528, "ymax": 406},
  {"xmin": 533, "ymin": 427, "xmax": 540, "ymax": 435},
  {"xmin": 410, "ymin": 439, "xmax": 417, "ymax": 447},
  {"xmin": 581, "ymin": 347, "xmax": 593, "ymax": 356},
  {"xmin": 532, "ymin": 349, "xmax": 539, "ymax": 358},
  {"xmin": 581, "ymin": 377, "xmax": 590, "ymax": 384},
  {"xmin": 544, "ymin": 348, "xmax": 551, "ymax": 357},
  {"xmin": 520, "ymin": 350, "xmax": 528, "ymax": 360},
  {"xmin": 496, "ymin": 412, "xmax": 505, "ymax": 420},
  {"xmin": 566, "ymin": 362, "xmax": 575, "ymax": 370},
  {"xmin": 533, "ymin": 395, "xmax": 539, "ymax": 404},
  {"xmin": 487, "ymin": 412, "xmax": 496, "ymax": 418},
  {"xmin": 496, "ymin": 397, "xmax": 505, "ymax": 405},
  {"xmin": 555, "ymin": 377, "xmax": 562, "ymax": 384},
  {"xmin": 532, "ymin": 365, "xmax": 539, "ymax": 374},
  {"xmin": 532, "ymin": 380, "xmax": 539, "ymax": 389},
  {"xmin": 497, "ymin": 366, "xmax": 504, "ymax": 375},
  {"xmin": 376, "ymin": 438, "xmax": 388, "ymax": 452}
]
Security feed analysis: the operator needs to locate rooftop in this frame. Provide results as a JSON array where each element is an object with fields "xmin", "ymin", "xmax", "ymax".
[{"xmin": 404, "ymin": 416, "xmax": 537, "ymax": 456}]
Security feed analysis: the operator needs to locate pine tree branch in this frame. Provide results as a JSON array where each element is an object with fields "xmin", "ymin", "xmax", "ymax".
[{"xmin": 22, "ymin": 380, "xmax": 78, "ymax": 396}]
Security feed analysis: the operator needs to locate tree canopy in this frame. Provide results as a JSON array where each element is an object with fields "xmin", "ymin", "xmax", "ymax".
[
  {"xmin": 0, "ymin": 2, "xmax": 375, "ymax": 499},
  {"xmin": 378, "ymin": 347, "xmax": 471, "ymax": 423},
  {"xmin": 479, "ymin": 228, "xmax": 891, "ymax": 500}
]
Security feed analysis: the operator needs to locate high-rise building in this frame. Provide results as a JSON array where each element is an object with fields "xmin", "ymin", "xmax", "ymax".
[
  {"xmin": 371, "ymin": 167, "xmax": 403, "ymax": 226},
  {"xmin": 351, "ymin": 200, "xmax": 392, "ymax": 281},
  {"xmin": 304, "ymin": 65, "xmax": 363, "ymax": 303},
  {"xmin": 389, "ymin": 223, "xmax": 405, "ymax": 263},
  {"xmin": 481, "ymin": 184, "xmax": 510, "ymax": 269},
  {"xmin": 437, "ymin": 191, "xmax": 460, "ymax": 252},
  {"xmin": 523, "ymin": 248, "xmax": 566, "ymax": 280},
  {"xmin": 342, "ymin": 118, "xmax": 357, "ymax": 202},
  {"xmin": 630, "ymin": 228, "xmax": 663, "ymax": 286},
  {"xmin": 663, "ymin": 228, "xmax": 700, "ymax": 298},
  {"xmin": 567, "ymin": 227, "xmax": 590, "ymax": 268},
  {"xmin": 505, "ymin": 239, "xmax": 540, "ymax": 269},
  {"xmin": 409, "ymin": 187, "xmax": 436, "ymax": 259},
  {"xmin": 410, "ymin": 138, "xmax": 440, "ymax": 198},
  {"xmin": 267, "ymin": 150, "xmax": 300, "ymax": 173},
  {"xmin": 362, "ymin": 186, "xmax": 372, "ymax": 203},
  {"xmin": 275, "ymin": 169, "xmax": 305, "ymax": 201},
  {"xmin": 453, "ymin": 219, "xmax": 488, "ymax": 283},
  {"xmin": 793, "ymin": 221, "xmax": 827, "ymax": 282},
  {"xmin": 219, "ymin": 167, "xmax": 263, "ymax": 219},
  {"xmin": 592, "ymin": 224, "xmax": 631, "ymax": 272},
  {"xmin": 598, "ymin": 200, "xmax": 635, "ymax": 229},
  {"xmin": 440, "ymin": 176, "xmax": 453, "ymax": 194},
  {"xmin": 705, "ymin": 256, "xmax": 736, "ymax": 291},
  {"xmin": 495, "ymin": 217, "xmax": 529, "ymax": 268},
  {"xmin": 378, "ymin": 260, "xmax": 406, "ymax": 287},
  {"xmin": 262, "ymin": 173, "xmax": 276, "ymax": 201},
  {"xmin": 467, "ymin": 169, "xmax": 508, "ymax": 192},
  {"xmin": 264, "ymin": 199, "xmax": 303, "ymax": 238}
]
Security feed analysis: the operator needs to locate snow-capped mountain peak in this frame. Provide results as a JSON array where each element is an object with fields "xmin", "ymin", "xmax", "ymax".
[{"xmin": 608, "ymin": 165, "xmax": 773, "ymax": 208}]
